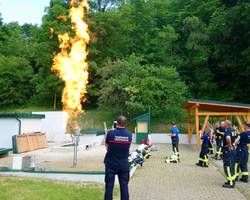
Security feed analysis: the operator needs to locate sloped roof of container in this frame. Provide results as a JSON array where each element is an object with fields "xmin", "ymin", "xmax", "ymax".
[
  {"xmin": 133, "ymin": 112, "xmax": 151, "ymax": 121},
  {"xmin": 0, "ymin": 113, "xmax": 45, "ymax": 119}
]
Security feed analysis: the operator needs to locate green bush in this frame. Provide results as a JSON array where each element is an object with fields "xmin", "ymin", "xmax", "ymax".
[
  {"xmin": 97, "ymin": 55, "xmax": 188, "ymax": 117},
  {"xmin": 0, "ymin": 56, "xmax": 34, "ymax": 107}
]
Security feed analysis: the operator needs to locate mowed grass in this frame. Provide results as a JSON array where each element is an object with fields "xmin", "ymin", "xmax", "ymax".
[{"xmin": 0, "ymin": 176, "xmax": 112, "ymax": 200}]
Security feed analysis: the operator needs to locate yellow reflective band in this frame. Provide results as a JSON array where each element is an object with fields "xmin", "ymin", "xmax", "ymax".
[
  {"xmin": 199, "ymin": 156, "xmax": 209, "ymax": 164},
  {"xmin": 199, "ymin": 158, "xmax": 207, "ymax": 163},
  {"xmin": 235, "ymin": 163, "xmax": 239, "ymax": 177},
  {"xmin": 227, "ymin": 167, "xmax": 234, "ymax": 185},
  {"xmin": 241, "ymin": 172, "xmax": 249, "ymax": 176}
]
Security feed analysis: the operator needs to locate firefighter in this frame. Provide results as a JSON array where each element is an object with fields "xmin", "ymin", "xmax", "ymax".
[
  {"xmin": 222, "ymin": 120, "xmax": 237, "ymax": 188},
  {"xmin": 214, "ymin": 121, "xmax": 225, "ymax": 160},
  {"xmin": 208, "ymin": 124, "xmax": 215, "ymax": 154},
  {"xmin": 235, "ymin": 122, "xmax": 250, "ymax": 183},
  {"xmin": 196, "ymin": 127, "xmax": 209, "ymax": 167},
  {"xmin": 104, "ymin": 116, "xmax": 132, "ymax": 200},
  {"xmin": 168, "ymin": 122, "xmax": 180, "ymax": 161}
]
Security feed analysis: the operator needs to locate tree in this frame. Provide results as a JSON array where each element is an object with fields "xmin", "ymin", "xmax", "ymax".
[
  {"xmin": 97, "ymin": 55, "xmax": 188, "ymax": 116},
  {"xmin": 0, "ymin": 56, "xmax": 34, "ymax": 107},
  {"xmin": 208, "ymin": 2, "xmax": 250, "ymax": 102},
  {"xmin": 31, "ymin": 0, "xmax": 70, "ymax": 105},
  {"xmin": 89, "ymin": 0, "xmax": 124, "ymax": 12}
]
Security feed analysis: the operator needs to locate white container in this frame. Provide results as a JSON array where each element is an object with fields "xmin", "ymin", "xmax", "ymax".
[{"xmin": 12, "ymin": 155, "xmax": 23, "ymax": 170}]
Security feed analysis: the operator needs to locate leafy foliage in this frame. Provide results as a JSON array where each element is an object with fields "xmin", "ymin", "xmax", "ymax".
[
  {"xmin": 0, "ymin": 0, "xmax": 250, "ymax": 117},
  {"xmin": 97, "ymin": 55, "xmax": 187, "ymax": 116},
  {"xmin": 0, "ymin": 56, "xmax": 33, "ymax": 106}
]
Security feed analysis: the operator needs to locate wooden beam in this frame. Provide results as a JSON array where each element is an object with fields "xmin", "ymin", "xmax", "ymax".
[
  {"xmin": 190, "ymin": 124, "xmax": 195, "ymax": 136},
  {"xmin": 247, "ymin": 114, "xmax": 250, "ymax": 122},
  {"xmin": 201, "ymin": 115, "xmax": 210, "ymax": 135},
  {"xmin": 243, "ymin": 115, "xmax": 247, "ymax": 122},
  {"xmin": 187, "ymin": 109, "xmax": 191, "ymax": 143},
  {"xmin": 195, "ymin": 105, "xmax": 200, "ymax": 148},
  {"xmin": 198, "ymin": 112, "xmax": 249, "ymax": 116},
  {"xmin": 236, "ymin": 116, "xmax": 245, "ymax": 132}
]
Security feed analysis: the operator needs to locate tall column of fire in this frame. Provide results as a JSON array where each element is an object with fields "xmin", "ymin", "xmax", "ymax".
[{"xmin": 52, "ymin": 0, "xmax": 89, "ymax": 130}]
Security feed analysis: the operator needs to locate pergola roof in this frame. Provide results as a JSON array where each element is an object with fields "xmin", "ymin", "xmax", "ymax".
[{"xmin": 183, "ymin": 99, "xmax": 250, "ymax": 112}]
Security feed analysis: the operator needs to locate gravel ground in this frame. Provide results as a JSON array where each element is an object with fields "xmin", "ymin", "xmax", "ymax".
[{"xmin": 0, "ymin": 143, "xmax": 139, "ymax": 171}]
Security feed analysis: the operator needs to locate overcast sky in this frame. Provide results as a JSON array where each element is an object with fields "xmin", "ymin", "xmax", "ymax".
[{"xmin": 0, "ymin": 0, "xmax": 51, "ymax": 25}]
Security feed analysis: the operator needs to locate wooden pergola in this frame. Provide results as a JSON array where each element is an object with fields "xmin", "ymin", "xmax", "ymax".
[{"xmin": 183, "ymin": 99, "xmax": 250, "ymax": 147}]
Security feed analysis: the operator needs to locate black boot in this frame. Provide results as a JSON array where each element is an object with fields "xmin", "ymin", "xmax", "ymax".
[
  {"xmin": 196, "ymin": 161, "xmax": 203, "ymax": 167},
  {"xmin": 222, "ymin": 181, "xmax": 235, "ymax": 188},
  {"xmin": 240, "ymin": 175, "xmax": 248, "ymax": 183}
]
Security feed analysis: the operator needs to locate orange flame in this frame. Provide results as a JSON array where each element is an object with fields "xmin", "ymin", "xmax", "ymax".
[{"xmin": 52, "ymin": 0, "xmax": 89, "ymax": 120}]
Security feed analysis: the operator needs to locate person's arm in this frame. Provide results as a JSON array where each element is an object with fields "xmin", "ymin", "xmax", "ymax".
[
  {"xmin": 217, "ymin": 130, "xmax": 225, "ymax": 136},
  {"xmin": 226, "ymin": 136, "xmax": 233, "ymax": 150},
  {"xmin": 234, "ymin": 135, "xmax": 240, "ymax": 146},
  {"xmin": 105, "ymin": 132, "xmax": 111, "ymax": 150},
  {"xmin": 168, "ymin": 128, "xmax": 176, "ymax": 137}
]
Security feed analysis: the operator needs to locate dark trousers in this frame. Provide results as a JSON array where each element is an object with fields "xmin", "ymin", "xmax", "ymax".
[
  {"xmin": 215, "ymin": 137, "xmax": 223, "ymax": 159},
  {"xmin": 171, "ymin": 137, "xmax": 179, "ymax": 157},
  {"xmin": 198, "ymin": 143, "xmax": 209, "ymax": 166},
  {"xmin": 105, "ymin": 165, "xmax": 130, "ymax": 200},
  {"xmin": 208, "ymin": 139, "xmax": 214, "ymax": 154},
  {"xmin": 235, "ymin": 146, "xmax": 249, "ymax": 179},
  {"xmin": 223, "ymin": 147, "xmax": 236, "ymax": 186}
]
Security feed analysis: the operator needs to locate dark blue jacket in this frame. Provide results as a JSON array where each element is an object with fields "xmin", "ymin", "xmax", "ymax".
[{"xmin": 104, "ymin": 128, "xmax": 132, "ymax": 171}]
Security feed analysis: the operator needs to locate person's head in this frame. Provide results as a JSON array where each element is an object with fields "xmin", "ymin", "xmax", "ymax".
[
  {"xmin": 220, "ymin": 121, "xmax": 225, "ymax": 127},
  {"xmin": 233, "ymin": 124, "xmax": 238, "ymax": 131},
  {"xmin": 224, "ymin": 120, "xmax": 232, "ymax": 129},
  {"xmin": 244, "ymin": 121, "xmax": 250, "ymax": 130},
  {"xmin": 117, "ymin": 116, "xmax": 127, "ymax": 128},
  {"xmin": 215, "ymin": 122, "xmax": 220, "ymax": 128},
  {"xmin": 171, "ymin": 122, "xmax": 176, "ymax": 127},
  {"xmin": 113, "ymin": 121, "xmax": 117, "ymax": 129}
]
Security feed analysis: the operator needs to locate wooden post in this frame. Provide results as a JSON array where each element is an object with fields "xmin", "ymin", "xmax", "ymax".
[
  {"xmin": 190, "ymin": 123, "xmax": 195, "ymax": 136},
  {"xmin": 53, "ymin": 91, "xmax": 57, "ymax": 111},
  {"xmin": 201, "ymin": 115, "xmax": 210, "ymax": 135},
  {"xmin": 246, "ymin": 113, "xmax": 250, "ymax": 122},
  {"xmin": 195, "ymin": 104, "xmax": 200, "ymax": 148},
  {"xmin": 187, "ymin": 109, "xmax": 191, "ymax": 143},
  {"xmin": 236, "ymin": 116, "xmax": 245, "ymax": 132}
]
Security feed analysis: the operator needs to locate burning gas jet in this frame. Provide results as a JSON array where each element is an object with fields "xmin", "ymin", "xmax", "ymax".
[{"xmin": 52, "ymin": 0, "xmax": 90, "ymax": 125}]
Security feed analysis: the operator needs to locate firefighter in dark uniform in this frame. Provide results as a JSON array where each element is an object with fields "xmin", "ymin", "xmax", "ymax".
[
  {"xmin": 215, "ymin": 121, "xmax": 225, "ymax": 160},
  {"xmin": 222, "ymin": 120, "xmax": 237, "ymax": 188},
  {"xmin": 104, "ymin": 116, "xmax": 132, "ymax": 200},
  {"xmin": 235, "ymin": 122, "xmax": 250, "ymax": 183},
  {"xmin": 208, "ymin": 125, "xmax": 215, "ymax": 155},
  {"xmin": 169, "ymin": 122, "xmax": 179, "ymax": 160},
  {"xmin": 196, "ymin": 129, "xmax": 209, "ymax": 167}
]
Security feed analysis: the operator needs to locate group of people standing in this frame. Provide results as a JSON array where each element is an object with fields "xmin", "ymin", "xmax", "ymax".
[{"xmin": 196, "ymin": 120, "xmax": 250, "ymax": 188}]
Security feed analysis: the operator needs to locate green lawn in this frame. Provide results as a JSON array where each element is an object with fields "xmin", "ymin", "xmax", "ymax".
[{"xmin": 0, "ymin": 176, "xmax": 115, "ymax": 200}]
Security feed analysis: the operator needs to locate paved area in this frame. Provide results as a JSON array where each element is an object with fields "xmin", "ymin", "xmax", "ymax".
[
  {"xmin": 128, "ymin": 144, "xmax": 247, "ymax": 200},
  {"xmin": 0, "ymin": 143, "xmax": 140, "ymax": 172}
]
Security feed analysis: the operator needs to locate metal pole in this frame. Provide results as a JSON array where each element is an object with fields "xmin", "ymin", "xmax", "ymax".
[{"xmin": 73, "ymin": 136, "xmax": 78, "ymax": 168}]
